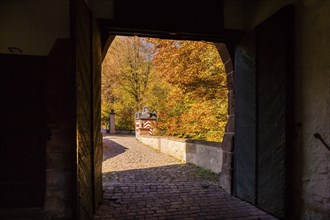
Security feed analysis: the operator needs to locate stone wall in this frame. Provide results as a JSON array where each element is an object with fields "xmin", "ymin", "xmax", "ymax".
[
  {"xmin": 187, "ymin": 141, "xmax": 223, "ymax": 174},
  {"xmin": 160, "ymin": 138, "xmax": 187, "ymax": 162},
  {"xmin": 75, "ymin": 0, "xmax": 94, "ymax": 218},
  {"xmin": 137, "ymin": 136, "xmax": 223, "ymax": 174},
  {"xmin": 116, "ymin": 130, "xmax": 136, "ymax": 134},
  {"xmin": 214, "ymin": 43, "xmax": 235, "ymax": 194},
  {"xmin": 92, "ymin": 17, "xmax": 103, "ymax": 212},
  {"xmin": 0, "ymin": 39, "xmax": 77, "ymax": 220},
  {"xmin": 75, "ymin": 0, "xmax": 104, "ymax": 219},
  {"xmin": 45, "ymin": 39, "xmax": 76, "ymax": 219}
]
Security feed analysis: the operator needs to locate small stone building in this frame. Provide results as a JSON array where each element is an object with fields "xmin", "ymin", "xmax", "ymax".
[{"xmin": 135, "ymin": 107, "xmax": 157, "ymax": 136}]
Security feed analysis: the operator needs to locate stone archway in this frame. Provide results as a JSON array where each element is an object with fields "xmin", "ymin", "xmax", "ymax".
[
  {"xmin": 214, "ymin": 43, "xmax": 235, "ymax": 194},
  {"xmin": 101, "ymin": 37, "xmax": 235, "ymax": 193}
]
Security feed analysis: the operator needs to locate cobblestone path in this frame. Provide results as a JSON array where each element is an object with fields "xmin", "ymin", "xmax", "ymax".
[{"xmin": 94, "ymin": 134, "xmax": 277, "ymax": 220}]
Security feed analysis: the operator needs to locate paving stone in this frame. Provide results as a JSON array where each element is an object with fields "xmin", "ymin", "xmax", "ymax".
[{"xmin": 94, "ymin": 134, "xmax": 278, "ymax": 220}]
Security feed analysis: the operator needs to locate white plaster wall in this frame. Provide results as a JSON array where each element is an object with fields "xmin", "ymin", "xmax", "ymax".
[{"xmin": 295, "ymin": 1, "xmax": 330, "ymax": 218}]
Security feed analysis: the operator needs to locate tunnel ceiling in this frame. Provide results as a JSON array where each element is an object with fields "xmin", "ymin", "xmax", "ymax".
[
  {"xmin": 91, "ymin": 0, "xmax": 240, "ymax": 48},
  {"xmin": 0, "ymin": 0, "xmax": 244, "ymax": 56},
  {"xmin": 111, "ymin": 0, "xmax": 224, "ymax": 34}
]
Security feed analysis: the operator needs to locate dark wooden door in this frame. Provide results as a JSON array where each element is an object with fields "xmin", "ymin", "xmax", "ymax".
[
  {"xmin": 234, "ymin": 31, "xmax": 257, "ymax": 204},
  {"xmin": 256, "ymin": 6, "xmax": 294, "ymax": 218},
  {"xmin": 234, "ymin": 6, "xmax": 294, "ymax": 218},
  {"xmin": 0, "ymin": 54, "xmax": 47, "ymax": 207}
]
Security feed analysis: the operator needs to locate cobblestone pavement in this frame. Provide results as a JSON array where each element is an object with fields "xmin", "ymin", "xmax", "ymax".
[{"xmin": 94, "ymin": 134, "xmax": 278, "ymax": 220}]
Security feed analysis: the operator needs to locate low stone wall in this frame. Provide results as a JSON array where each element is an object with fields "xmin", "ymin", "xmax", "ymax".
[
  {"xmin": 137, "ymin": 135, "xmax": 223, "ymax": 174},
  {"xmin": 116, "ymin": 129, "xmax": 135, "ymax": 134}
]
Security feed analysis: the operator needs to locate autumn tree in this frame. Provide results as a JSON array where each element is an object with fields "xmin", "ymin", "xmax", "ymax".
[
  {"xmin": 148, "ymin": 39, "xmax": 228, "ymax": 142},
  {"xmin": 102, "ymin": 36, "xmax": 228, "ymax": 142},
  {"xmin": 101, "ymin": 36, "xmax": 155, "ymax": 129}
]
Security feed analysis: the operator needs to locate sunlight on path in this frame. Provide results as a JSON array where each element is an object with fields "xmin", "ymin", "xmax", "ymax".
[
  {"xmin": 95, "ymin": 134, "xmax": 278, "ymax": 220},
  {"xmin": 102, "ymin": 135, "xmax": 182, "ymax": 173}
]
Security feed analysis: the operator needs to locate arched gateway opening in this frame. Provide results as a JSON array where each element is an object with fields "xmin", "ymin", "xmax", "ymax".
[
  {"xmin": 101, "ymin": 35, "xmax": 235, "ymax": 191},
  {"xmin": 95, "ymin": 34, "xmax": 238, "ymax": 219},
  {"xmin": 73, "ymin": 0, "xmax": 244, "ymax": 218}
]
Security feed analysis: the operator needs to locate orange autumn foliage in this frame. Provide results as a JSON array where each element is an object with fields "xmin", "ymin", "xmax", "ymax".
[{"xmin": 102, "ymin": 36, "xmax": 228, "ymax": 142}]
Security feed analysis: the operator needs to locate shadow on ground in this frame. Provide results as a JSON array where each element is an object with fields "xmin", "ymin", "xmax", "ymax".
[
  {"xmin": 97, "ymin": 164, "xmax": 277, "ymax": 220},
  {"xmin": 96, "ymin": 133, "xmax": 277, "ymax": 219},
  {"xmin": 103, "ymin": 138, "xmax": 129, "ymax": 161},
  {"xmin": 102, "ymin": 163, "xmax": 219, "ymax": 184}
]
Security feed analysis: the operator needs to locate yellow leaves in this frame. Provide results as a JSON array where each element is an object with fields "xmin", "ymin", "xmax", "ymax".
[
  {"xmin": 152, "ymin": 39, "xmax": 225, "ymax": 91},
  {"xmin": 150, "ymin": 38, "xmax": 228, "ymax": 142},
  {"xmin": 102, "ymin": 36, "xmax": 228, "ymax": 142},
  {"xmin": 177, "ymin": 99, "xmax": 227, "ymax": 142}
]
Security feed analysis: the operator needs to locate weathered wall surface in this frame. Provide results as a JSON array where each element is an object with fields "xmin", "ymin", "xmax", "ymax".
[
  {"xmin": 214, "ymin": 43, "xmax": 235, "ymax": 194},
  {"xmin": 160, "ymin": 138, "xmax": 187, "ymax": 162},
  {"xmin": 188, "ymin": 141, "xmax": 223, "ymax": 174},
  {"xmin": 92, "ymin": 18, "xmax": 103, "ymax": 211},
  {"xmin": 75, "ymin": 0, "xmax": 105, "ymax": 218},
  {"xmin": 45, "ymin": 39, "xmax": 76, "ymax": 219},
  {"xmin": 137, "ymin": 136, "xmax": 223, "ymax": 174},
  {"xmin": 294, "ymin": 1, "xmax": 330, "ymax": 219},
  {"xmin": 139, "ymin": 136, "xmax": 161, "ymax": 151},
  {"xmin": 138, "ymin": 136, "xmax": 186, "ymax": 162}
]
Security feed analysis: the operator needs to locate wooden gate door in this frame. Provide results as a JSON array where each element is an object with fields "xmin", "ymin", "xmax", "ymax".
[
  {"xmin": 234, "ymin": 31, "xmax": 257, "ymax": 204},
  {"xmin": 234, "ymin": 6, "xmax": 294, "ymax": 218},
  {"xmin": 256, "ymin": 6, "xmax": 294, "ymax": 218}
]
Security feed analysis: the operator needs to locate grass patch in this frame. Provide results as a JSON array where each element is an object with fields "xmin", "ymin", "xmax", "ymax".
[{"xmin": 193, "ymin": 165, "xmax": 219, "ymax": 181}]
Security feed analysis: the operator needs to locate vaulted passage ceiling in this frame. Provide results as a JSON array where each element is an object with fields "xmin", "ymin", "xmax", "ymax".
[{"xmin": 0, "ymin": 0, "xmax": 268, "ymax": 56}]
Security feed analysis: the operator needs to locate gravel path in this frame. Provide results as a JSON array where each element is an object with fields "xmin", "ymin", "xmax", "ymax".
[{"xmin": 94, "ymin": 134, "xmax": 278, "ymax": 220}]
